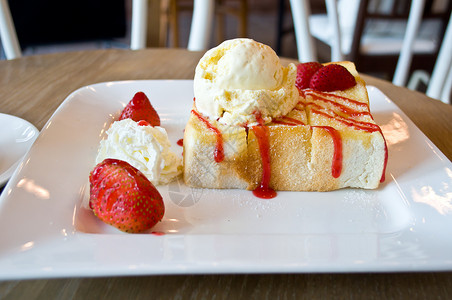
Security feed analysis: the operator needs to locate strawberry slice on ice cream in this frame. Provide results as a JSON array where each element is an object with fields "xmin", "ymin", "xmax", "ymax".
[
  {"xmin": 295, "ymin": 62, "xmax": 323, "ymax": 90},
  {"xmin": 296, "ymin": 62, "xmax": 357, "ymax": 92},
  {"xmin": 309, "ymin": 64, "xmax": 356, "ymax": 92}
]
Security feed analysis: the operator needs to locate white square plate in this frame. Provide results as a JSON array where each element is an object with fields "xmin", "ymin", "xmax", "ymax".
[{"xmin": 1, "ymin": 80, "xmax": 451, "ymax": 280}]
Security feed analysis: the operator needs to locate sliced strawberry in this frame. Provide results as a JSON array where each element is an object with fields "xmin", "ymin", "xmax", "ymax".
[
  {"xmin": 89, "ymin": 158, "xmax": 165, "ymax": 233},
  {"xmin": 137, "ymin": 120, "xmax": 151, "ymax": 126},
  {"xmin": 295, "ymin": 62, "xmax": 323, "ymax": 90},
  {"xmin": 119, "ymin": 92, "xmax": 160, "ymax": 126},
  {"xmin": 309, "ymin": 64, "xmax": 356, "ymax": 92}
]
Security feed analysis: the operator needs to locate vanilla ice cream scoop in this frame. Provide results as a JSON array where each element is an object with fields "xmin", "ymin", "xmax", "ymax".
[
  {"xmin": 194, "ymin": 38, "xmax": 299, "ymax": 126},
  {"xmin": 95, "ymin": 119, "xmax": 182, "ymax": 185}
]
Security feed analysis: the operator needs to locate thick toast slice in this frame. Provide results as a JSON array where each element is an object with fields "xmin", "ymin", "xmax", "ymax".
[{"xmin": 183, "ymin": 61, "xmax": 387, "ymax": 191}]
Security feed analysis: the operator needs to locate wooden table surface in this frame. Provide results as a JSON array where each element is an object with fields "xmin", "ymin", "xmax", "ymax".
[{"xmin": 1, "ymin": 49, "xmax": 452, "ymax": 299}]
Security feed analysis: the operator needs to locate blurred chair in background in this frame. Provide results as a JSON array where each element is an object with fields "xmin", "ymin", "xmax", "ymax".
[
  {"xmin": 159, "ymin": 0, "xmax": 192, "ymax": 48},
  {"xmin": 0, "ymin": 0, "xmax": 21, "ymax": 59},
  {"xmin": 214, "ymin": 0, "xmax": 248, "ymax": 44},
  {"xmin": 133, "ymin": 0, "xmax": 247, "ymax": 50},
  {"xmin": 408, "ymin": 12, "xmax": 452, "ymax": 104},
  {"xmin": 308, "ymin": 0, "xmax": 451, "ymax": 81},
  {"xmin": 1, "ymin": 0, "xmax": 214, "ymax": 57},
  {"xmin": 286, "ymin": 0, "xmax": 317, "ymax": 62},
  {"xmin": 132, "ymin": 0, "xmax": 195, "ymax": 49},
  {"xmin": 392, "ymin": 0, "xmax": 431, "ymax": 87},
  {"xmin": 286, "ymin": 0, "xmax": 342, "ymax": 62},
  {"xmin": 286, "ymin": 0, "xmax": 451, "ymax": 103},
  {"xmin": 425, "ymin": 12, "xmax": 452, "ymax": 104},
  {"xmin": 2, "ymin": 0, "xmax": 127, "ymax": 59},
  {"xmin": 2, "ymin": 0, "xmax": 248, "ymax": 58},
  {"xmin": 131, "ymin": 0, "xmax": 215, "ymax": 51}
]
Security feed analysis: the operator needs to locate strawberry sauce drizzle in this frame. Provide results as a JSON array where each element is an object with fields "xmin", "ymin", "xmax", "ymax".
[
  {"xmin": 272, "ymin": 116, "xmax": 305, "ymax": 126},
  {"xmin": 309, "ymin": 107, "xmax": 387, "ymax": 181},
  {"xmin": 177, "ymin": 138, "xmax": 183, "ymax": 146},
  {"xmin": 272, "ymin": 120, "xmax": 298, "ymax": 126},
  {"xmin": 283, "ymin": 116, "xmax": 305, "ymax": 125},
  {"xmin": 305, "ymin": 90, "xmax": 369, "ymax": 108},
  {"xmin": 191, "ymin": 110, "xmax": 224, "ymax": 163},
  {"xmin": 312, "ymin": 96, "xmax": 370, "ymax": 117},
  {"xmin": 305, "ymin": 90, "xmax": 370, "ymax": 117},
  {"xmin": 189, "ymin": 89, "xmax": 387, "ymax": 197},
  {"xmin": 304, "ymin": 90, "xmax": 388, "ymax": 182},
  {"xmin": 251, "ymin": 113, "xmax": 276, "ymax": 199},
  {"xmin": 315, "ymin": 126, "xmax": 343, "ymax": 178},
  {"xmin": 151, "ymin": 231, "xmax": 165, "ymax": 236},
  {"xmin": 309, "ymin": 107, "xmax": 379, "ymax": 132}
]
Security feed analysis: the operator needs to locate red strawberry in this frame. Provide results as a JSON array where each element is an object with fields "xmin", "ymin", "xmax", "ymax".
[
  {"xmin": 309, "ymin": 64, "xmax": 356, "ymax": 92},
  {"xmin": 137, "ymin": 120, "xmax": 151, "ymax": 126},
  {"xmin": 119, "ymin": 92, "xmax": 160, "ymax": 126},
  {"xmin": 89, "ymin": 158, "xmax": 165, "ymax": 233},
  {"xmin": 295, "ymin": 62, "xmax": 323, "ymax": 90}
]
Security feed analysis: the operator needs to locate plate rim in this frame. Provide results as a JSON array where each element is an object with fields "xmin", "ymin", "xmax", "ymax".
[{"xmin": 0, "ymin": 113, "xmax": 39, "ymax": 186}]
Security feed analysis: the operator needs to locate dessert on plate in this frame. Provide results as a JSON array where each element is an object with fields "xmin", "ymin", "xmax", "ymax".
[
  {"xmin": 95, "ymin": 92, "xmax": 182, "ymax": 186},
  {"xmin": 95, "ymin": 118, "xmax": 182, "ymax": 186},
  {"xmin": 89, "ymin": 91, "xmax": 182, "ymax": 233},
  {"xmin": 183, "ymin": 38, "xmax": 387, "ymax": 197}
]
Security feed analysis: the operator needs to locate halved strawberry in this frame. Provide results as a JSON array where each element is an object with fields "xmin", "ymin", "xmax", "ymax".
[
  {"xmin": 309, "ymin": 64, "xmax": 356, "ymax": 92},
  {"xmin": 119, "ymin": 92, "xmax": 160, "ymax": 126},
  {"xmin": 137, "ymin": 120, "xmax": 151, "ymax": 126},
  {"xmin": 89, "ymin": 158, "xmax": 165, "ymax": 233},
  {"xmin": 296, "ymin": 62, "xmax": 323, "ymax": 90}
]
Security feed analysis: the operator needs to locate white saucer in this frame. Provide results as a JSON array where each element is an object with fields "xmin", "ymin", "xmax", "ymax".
[{"xmin": 0, "ymin": 113, "xmax": 39, "ymax": 186}]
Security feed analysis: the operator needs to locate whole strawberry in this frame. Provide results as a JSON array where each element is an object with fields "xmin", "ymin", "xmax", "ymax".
[
  {"xmin": 296, "ymin": 62, "xmax": 323, "ymax": 90},
  {"xmin": 89, "ymin": 158, "xmax": 165, "ymax": 233},
  {"xmin": 119, "ymin": 92, "xmax": 160, "ymax": 126},
  {"xmin": 309, "ymin": 64, "xmax": 356, "ymax": 92}
]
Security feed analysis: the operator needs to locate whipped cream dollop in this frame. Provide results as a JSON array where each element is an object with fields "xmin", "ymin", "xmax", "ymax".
[
  {"xmin": 95, "ymin": 119, "xmax": 182, "ymax": 185},
  {"xmin": 194, "ymin": 38, "xmax": 300, "ymax": 126}
]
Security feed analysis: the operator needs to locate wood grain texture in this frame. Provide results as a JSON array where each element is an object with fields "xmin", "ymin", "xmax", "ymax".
[
  {"xmin": 1, "ymin": 49, "xmax": 452, "ymax": 299},
  {"xmin": 2, "ymin": 273, "xmax": 452, "ymax": 299}
]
